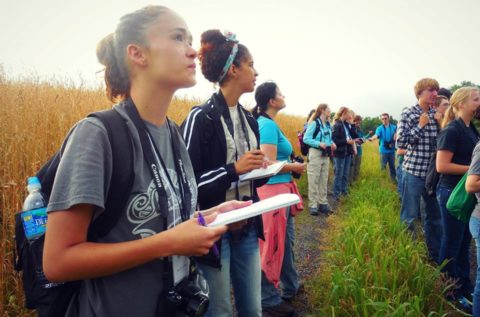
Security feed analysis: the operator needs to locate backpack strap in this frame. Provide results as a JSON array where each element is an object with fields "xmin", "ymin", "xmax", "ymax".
[{"xmin": 87, "ymin": 109, "xmax": 134, "ymax": 240}]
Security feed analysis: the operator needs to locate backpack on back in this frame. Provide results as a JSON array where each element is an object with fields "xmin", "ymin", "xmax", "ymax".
[
  {"xmin": 13, "ymin": 108, "xmax": 134, "ymax": 317},
  {"xmin": 298, "ymin": 119, "xmax": 322, "ymax": 156}
]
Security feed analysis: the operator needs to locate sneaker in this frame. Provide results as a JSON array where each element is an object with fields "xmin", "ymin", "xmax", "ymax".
[
  {"xmin": 262, "ymin": 301, "xmax": 296, "ymax": 317},
  {"xmin": 319, "ymin": 204, "xmax": 331, "ymax": 214},
  {"xmin": 309, "ymin": 207, "xmax": 318, "ymax": 216}
]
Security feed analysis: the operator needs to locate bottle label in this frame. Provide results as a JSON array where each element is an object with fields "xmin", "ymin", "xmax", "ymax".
[{"xmin": 21, "ymin": 207, "xmax": 48, "ymax": 241}]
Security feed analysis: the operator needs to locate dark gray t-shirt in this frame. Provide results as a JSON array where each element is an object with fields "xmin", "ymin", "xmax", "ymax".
[
  {"xmin": 47, "ymin": 104, "xmax": 197, "ymax": 317},
  {"xmin": 468, "ymin": 142, "xmax": 480, "ymax": 219}
]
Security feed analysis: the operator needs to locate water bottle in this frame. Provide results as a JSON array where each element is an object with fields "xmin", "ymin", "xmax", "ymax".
[{"xmin": 20, "ymin": 176, "xmax": 48, "ymax": 242}]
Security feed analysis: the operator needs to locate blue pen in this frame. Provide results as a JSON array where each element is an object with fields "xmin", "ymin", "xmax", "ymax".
[{"xmin": 197, "ymin": 212, "xmax": 220, "ymax": 257}]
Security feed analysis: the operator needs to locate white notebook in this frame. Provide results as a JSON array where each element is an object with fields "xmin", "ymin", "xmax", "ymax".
[
  {"xmin": 239, "ymin": 161, "xmax": 287, "ymax": 182},
  {"xmin": 208, "ymin": 193, "xmax": 300, "ymax": 227}
]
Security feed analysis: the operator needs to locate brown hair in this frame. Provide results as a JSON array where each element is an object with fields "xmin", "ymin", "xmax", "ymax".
[
  {"xmin": 435, "ymin": 95, "xmax": 448, "ymax": 108},
  {"xmin": 308, "ymin": 103, "xmax": 329, "ymax": 123},
  {"xmin": 96, "ymin": 6, "xmax": 169, "ymax": 102},
  {"xmin": 199, "ymin": 30, "xmax": 249, "ymax": 84},
  {"xmin": 442, "ymin": 87, "xmax": 480, "ymax": 128},
  {"xmin": 414, "ymin": 78, "xmax": 439, "ymax": 99},
  {"xmin": 354, "ymin": 115, "xmax": 362, "ymax": 122},
  {"xmin": 333, "ymin": 106, "xmax": 349, "ymax": 123}
]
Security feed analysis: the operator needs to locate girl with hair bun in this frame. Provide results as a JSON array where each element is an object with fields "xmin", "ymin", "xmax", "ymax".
[
  {"xmin": 181, "ymin": 30, "xmax": 265, "ymax": 317},
  {"xmin": 43, "ymin": 6, "xmax": 247, "ymax": 316}
]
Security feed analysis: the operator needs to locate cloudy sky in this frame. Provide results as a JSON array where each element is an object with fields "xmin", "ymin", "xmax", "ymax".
[{"xmin": 1, "ymin": 0, "xmax": 479, "ymax": 119}]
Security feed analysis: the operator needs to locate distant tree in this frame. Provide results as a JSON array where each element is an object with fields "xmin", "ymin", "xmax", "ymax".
[
  {"xmin": 450, "ymin": 81, "xmax": 480, "ymax": 93},
  {"xmin": 361, "ymin": 116, "xmax": 398, "ymax": 136}
]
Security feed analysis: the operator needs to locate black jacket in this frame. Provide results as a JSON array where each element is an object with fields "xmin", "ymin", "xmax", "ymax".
[
  {"xmin": 333, "ymin": 120, "xmax": 358, "ymax": 157},
  {"xmin": 181, "ymin": 91, "xmax": 265, "ymax": 268}
]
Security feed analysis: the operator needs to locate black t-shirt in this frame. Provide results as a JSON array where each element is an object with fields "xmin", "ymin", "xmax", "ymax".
[{"xmin": 437, "ymin": 118, "xmax": 480, "ymax": 188}]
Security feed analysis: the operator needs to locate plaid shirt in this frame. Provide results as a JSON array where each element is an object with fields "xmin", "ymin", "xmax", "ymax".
[{"xmin": 396, "ymin": 104, "xmax": 439, "ymax": 178}]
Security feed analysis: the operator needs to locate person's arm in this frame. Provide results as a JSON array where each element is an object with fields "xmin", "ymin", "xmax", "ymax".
[
  {"xmin": 436, "ymin": 128, "xmax": 468, "ymax": 175},
  {"xmin": 260, "ymin": 119, "xmax": 305, "ymax": 175},
  {"xmin": 44, "ymin": 204, "xmax": 227, "ymax": 282},
  {"xmin": 466, "ymin": 175, "xmax": 480, "ymax": 193},
  {"xmin": 260, "ymin": 144, "xmax": 305, "ymax": 175},
  {"xmin": 303, "ymin": 121, "xmax": 324, "ymax": 149},
  {"xmin": 181, "ymin": 108, "xmax": 263, "ymax": 202},
  {"xmin": 436, "ymin": 150, "xmax": 469, "ymax": 175},
  {"xmin": 466, "ymin": 144, "xmax": 480, "ymax": 193}
]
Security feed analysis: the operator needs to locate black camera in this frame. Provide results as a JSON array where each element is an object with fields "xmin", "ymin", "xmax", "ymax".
[
  {"xmin": 320, "ymin": 146, "xmax": 332, "ymax": 158},
  {"xmin": 383, "ymin": 141, "xmax": 394, "ymax": 150},
  {"xmin": 165, "ymin": 273, "xmax": 209, "ymax": 317},
  {"xmin": 292, "ymin": 155, "xmax": 304, "ymax": 179}
]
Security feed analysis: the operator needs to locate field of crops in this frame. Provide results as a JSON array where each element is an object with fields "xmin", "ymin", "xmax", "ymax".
[{"xmin": 0, "ymin": 75, "xmax": 460, "ymax": 316}]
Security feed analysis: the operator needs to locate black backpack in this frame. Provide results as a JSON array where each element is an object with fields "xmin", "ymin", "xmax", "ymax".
[
  {"xmin": 298, "ymin": 119, "xmax": 322, "ymax": 156},
  {"xmin": 13, "ymin": 108, "xmax": 134, "ymax": 317}
]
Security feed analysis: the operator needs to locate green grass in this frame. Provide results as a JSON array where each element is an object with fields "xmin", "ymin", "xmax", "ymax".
[{"xmin": 304, "ymin": 143, "xmax": 460, "ymax": 317}]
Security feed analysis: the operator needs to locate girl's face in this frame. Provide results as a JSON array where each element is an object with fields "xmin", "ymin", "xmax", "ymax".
[
  {"xmin": 324, "ymin": 107, "xmax": 331, "ymax": 117},
  {"xmin": 271, "ymin": 87, "xmax": 286, "ymax": 110},
  {"xmin": 462, "ymin": 90, "xmax": 480, "ymax": 116},
  {"xmin": 142, "ymin": 10, "xmax": 197, "ymax": 90},
  {"xmin": 235, "ymin": 52, "xmax": 258, "ymax": 93},
  {"xmin": 437, "ymin": 99, "xmax": 449, "ymax": 115}
]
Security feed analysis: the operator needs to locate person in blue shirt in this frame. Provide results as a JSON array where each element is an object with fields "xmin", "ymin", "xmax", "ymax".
[
  {"xmin": 252, "ymin": 81, "xmax": 306, "ymax": 317},
  {"xmin": 369, "ymin": 113, "xmax": 397, "ymax": 181},
  {"xmin": 304, "ymin": 103, "xmax": 336, "ymax": 215}
]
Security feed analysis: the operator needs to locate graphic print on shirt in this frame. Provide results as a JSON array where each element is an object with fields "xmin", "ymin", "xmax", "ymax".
[{"xmin": 126, "ymin": 167, "xmax": 197, "ymax": 238}]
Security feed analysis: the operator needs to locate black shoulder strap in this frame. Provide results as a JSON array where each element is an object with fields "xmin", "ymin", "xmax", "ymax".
[
  {"xmin": 87, "ymin": 109, "xmax": 134, "ymax": 240},
  {"xmin": 313, "ymin": 119, "xmax": 322, "ymax": 139}
]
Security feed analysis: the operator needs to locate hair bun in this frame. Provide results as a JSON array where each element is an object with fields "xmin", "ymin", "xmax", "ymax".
[{"xmin": 96, "ymin": 33, "xmax": 116, "ymax": 67}]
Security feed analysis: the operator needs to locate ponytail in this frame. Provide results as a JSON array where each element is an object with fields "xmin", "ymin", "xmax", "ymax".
[
  {"xmin": 253, "ymin": 81, "xmax": 278, "ymax": 119},
  {"xmin": 441, "ymin": 106, "xmax": 455, "ymax": 129},
  {"xmin": 96, "ymin": 33, "xmax": 131, "ymax": 102}
]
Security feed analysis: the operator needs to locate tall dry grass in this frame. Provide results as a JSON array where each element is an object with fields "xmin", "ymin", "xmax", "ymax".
[{"xmin": 0, "ymin": 74, "xmax": 305, "ymax": 316}]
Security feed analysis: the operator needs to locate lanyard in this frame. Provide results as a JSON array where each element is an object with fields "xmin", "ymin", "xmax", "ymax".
[
  {"xmin": 224, "ymin": 105, "xmax": 253, "ymax": 200},
  {"xmin": 124, "ymin": 99, "xmax": 192, "ymax": 223}
]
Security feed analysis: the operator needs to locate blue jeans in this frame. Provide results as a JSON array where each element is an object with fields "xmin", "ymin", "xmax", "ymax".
[
  {"xmin": 261, "ymin": 208, "xmax": 299, "ymax": 307},
  {"xmin": 396, "ymin": 162, "xmax": 404, "ymax": 198},
  {"xmin": 198, "ymin": 225, "xmax": 261, "ymax": 317},
  {"xmin": 437, "ymin": 186, "xmax": 472, "ymax": 296},
  {"xmin": 470, "ymin": 215, "xmax": 480, "ymax": 317},
  {"xmin": 333, "ymin": 155, "xmax": 352, "ymax": 200},
  {"xmin": 400, "ymin": 171, "xmax": 442, "ymax": 262},
  {"xmin": 381, "ymin": 152, "xmax": 396, "ymax": 180}
]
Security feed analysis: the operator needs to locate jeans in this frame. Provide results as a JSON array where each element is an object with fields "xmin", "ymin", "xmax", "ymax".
[
  {"xmin": 396, "ymin": 163, "xmax": 404, "ymax": 198},
  {"xmin": 261, "ymin": 208, "xmax": 299, "ymax": 307},
  {"xmin": 198, "ymin": 225, "xmax": 261, "ymax": 317},
  {"xmin": 400, "ymin": 171, "xmax": 442, "ymax": 262},
  {"xmin": 381, "ymin": 152, "xmax": 396, "ymax": 180},
  {"xmin": 437, "ymin": 186, "xmax": 472, "ymax": 295},
  {"xmin": 333, "ymin": 155, "xmax": 352, "ymax": 200},
  {"xmin": 470, "ymin": 215, "xmax": 480, "ymax": 317}
]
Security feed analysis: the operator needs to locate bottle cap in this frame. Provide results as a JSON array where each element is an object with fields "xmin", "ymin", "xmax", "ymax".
[{"xmin": 27, "ymin": 177, "xmax": 41, "ymax": 186}]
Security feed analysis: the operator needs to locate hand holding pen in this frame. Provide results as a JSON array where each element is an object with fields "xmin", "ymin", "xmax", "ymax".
[{"xmin": 234, "ymin": 149, "xmax": 265, "ymax": 174}]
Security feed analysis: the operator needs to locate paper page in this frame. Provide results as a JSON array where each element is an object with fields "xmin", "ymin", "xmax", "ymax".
[
  {"xmin": 208, "ymin": 193, "xmax": 300, "ymax": 227},
  {"xmin": 239, "ymin": 161, "xmax": 287, "ymax": 182}
]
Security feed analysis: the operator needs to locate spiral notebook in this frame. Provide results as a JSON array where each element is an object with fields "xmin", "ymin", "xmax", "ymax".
[
  {"xmin": 239, "ymin": 161, "xmax": 287, "ymax": 182},
  {"xmin": 208, "ymin": 193, "xmax": 300, "ymax": 227}
]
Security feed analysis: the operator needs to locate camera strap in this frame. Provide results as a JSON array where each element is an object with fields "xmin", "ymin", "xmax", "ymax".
[
  {"xmin": 224, "ymin": 105, "xmax": 253, "ymax": 200},
  {"xmin": 124, "ymin": 99, "xmax": 192, "ymax": 291}
]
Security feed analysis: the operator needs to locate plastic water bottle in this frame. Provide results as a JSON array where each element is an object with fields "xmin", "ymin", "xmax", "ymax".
[{"xmin": 21, "ymin": 176, "xmax": 48, "ymax": 243}]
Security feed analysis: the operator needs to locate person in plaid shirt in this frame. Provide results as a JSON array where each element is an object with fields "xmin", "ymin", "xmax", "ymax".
[{"xmin": 396, "ymin": 78, "xmax": 442, "ymax": 263}]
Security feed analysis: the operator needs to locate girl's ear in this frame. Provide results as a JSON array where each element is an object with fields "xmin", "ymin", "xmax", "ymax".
[{"xmin": 126, "ymin": 44, "xmax": 147, "ymax": 67}]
